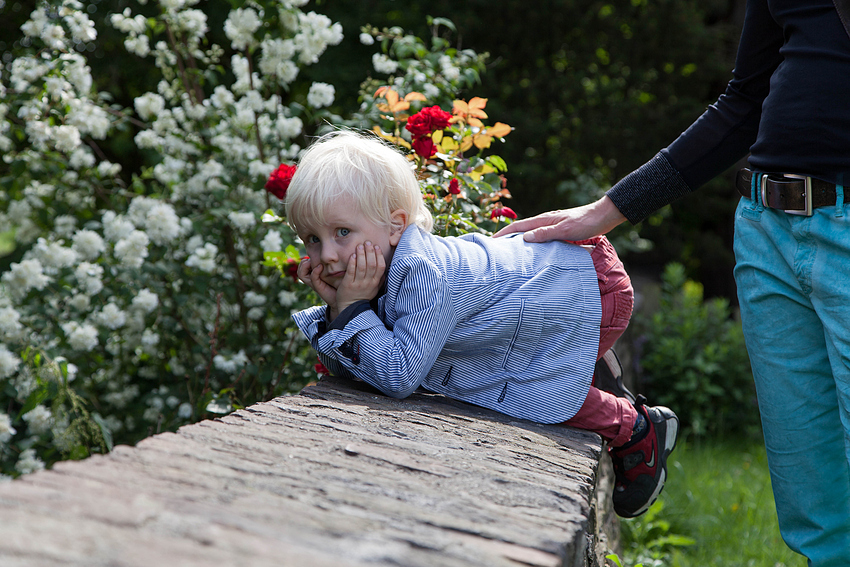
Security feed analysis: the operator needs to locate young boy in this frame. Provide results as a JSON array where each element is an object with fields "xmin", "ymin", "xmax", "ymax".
[{"xmin": 287, "ymin": 130, "xmax": 678, "ymax": 518}]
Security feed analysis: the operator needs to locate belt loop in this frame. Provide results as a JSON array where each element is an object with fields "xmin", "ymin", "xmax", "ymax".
[
  {"xmin": 750, "ymin": 170, "xmax": 765, "ymax": 212},
  {"xmin": 836, "ymin": 174, "xmax": 845, "ymax": 218}
]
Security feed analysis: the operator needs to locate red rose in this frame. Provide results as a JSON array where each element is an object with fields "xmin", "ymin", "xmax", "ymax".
[
  {"xmin": 405, "ymin": 105, "xmax": 452, "ymax": 137},
  {"xmin": 411, "ymin": 136, "xmax": 437, "ymax": 158},
  {"xmin": 448, "ymin": 178, "xmax": 461, "ymax": 195},
  {"xmin": 285, "ymin": 257, "xmax": 301, "ymax": 281},
  {"xmin": 265, "ymin": 163, "xmax": 296, "ymax": 200},
  {"xmin": 490, "ymin": 206, "xmax": 517, "ymax": 220}
]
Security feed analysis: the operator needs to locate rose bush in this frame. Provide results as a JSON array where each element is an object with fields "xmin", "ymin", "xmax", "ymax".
[{"xmin": 0, "ymin": 2, "xmax": 500, "ymax": 478}]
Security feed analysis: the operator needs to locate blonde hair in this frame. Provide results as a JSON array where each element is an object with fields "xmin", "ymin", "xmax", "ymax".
[{"xmin": 285, "ymin": 130, "xmax": 433, "ymax": 234}]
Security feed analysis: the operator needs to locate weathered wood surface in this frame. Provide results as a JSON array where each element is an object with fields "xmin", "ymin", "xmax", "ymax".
[{"xmin": 0, "ymin": 375, "xmax": 615, "ymax": 567}]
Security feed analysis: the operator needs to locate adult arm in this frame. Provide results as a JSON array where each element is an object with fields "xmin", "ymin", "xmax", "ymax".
[{"xmin": 497, "ymin": 0, "xmax": 784, "ymax": 241}]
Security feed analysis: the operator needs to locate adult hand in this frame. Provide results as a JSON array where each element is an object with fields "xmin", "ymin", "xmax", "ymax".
[{"xmin": 493, "ymin": 196, "xmax": 627, "ymax": 243}]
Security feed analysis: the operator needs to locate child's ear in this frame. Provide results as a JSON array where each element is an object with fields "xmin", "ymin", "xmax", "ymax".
[{"xmin": 389, "ymin": 208, "xmax": 408, "ymax": 246}]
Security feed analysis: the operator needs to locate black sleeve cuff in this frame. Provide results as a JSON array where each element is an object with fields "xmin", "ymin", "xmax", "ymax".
[
  {"xmin": 326, "ymin": 300, "xmax": 373, "ymax": 333},
  {"xmin": 605, "ymin": 151, "xmax": 693, "ymax": 225}
]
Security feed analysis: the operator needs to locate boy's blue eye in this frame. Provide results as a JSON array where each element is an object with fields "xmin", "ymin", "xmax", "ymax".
[
  {"xmin": 336, "ymin": 228, "xmax": 350, "ymax": 237},
  {"xmin": 306, "ymin": 235, "xmax": 320, "ymax": 244}
]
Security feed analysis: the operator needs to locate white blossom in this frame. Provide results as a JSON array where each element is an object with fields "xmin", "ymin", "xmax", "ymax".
[
  {"xmin": 0, "ymin": 345, "xmax": 21, "ymax": 379},
  {"xmin": 29, "ymin": 238, "xmax": 78, "ymax": 272},
  {"xmin": 75, "ymin": 262, "xmax": 104, "ymax": 295},
  {"xmin": 228, "ymin": 211, "xmax": 256, "ymax": 233},
  {"xmin": 132, "ymin": 289, "xmax": 159, "ymax": 313},
  {"xmin": 0, "ymin": 412, "xmax": 15, "ymax": 444},
  {"xmin": 359, "ymin": 33, "xmax": 375, "ymax": 46},
  {"xmin": 54, "ymin": 215, "xmax": 78, "ymax": 238},
  {"xmin": 145, "ymin": 202, "xmax": 181, "ymax": 245},
  {"xmin": 307, "ymin": 82, "xmax": 335, "ymax": 108},
  {"xmin": 185, "ymin": 242, "xmax": 218, "ymax": 272},
  {"xmin": 61, "ymin": 321, "xmax": 99, "ymax": 351},
  {"xmin": 54, "ymin": 125, "xmax": 82, "ymax": 153},
  {"xmin": 278, "ymin": 290, "xmax": 298, "ymax": 307},
  {"xmin": 72, "ymin": 229, "xmax": 106, "ymax": 260},
  {"xmin": 114, "ymin": 230, "xmax": 150, "ymax": 269},
  {"xmin": 15, "ymin": 448, "xmax": 45, "ymax": 475},
  {"xmin": 102, "ymin": 211, "xmax": 136, "ymax": 242},
  {"xmin": 22, "ymin": 406, "xmax": 53, "ymax": 436},
  {"xmin": 177, "ymin": 403, "xmax": 193, "ymax": 419},
  {"xmin": 0, "ymin": 307, "xmax": 23, "ymax": 340},
  {"xmin": 134, "ymin": 92, "xmax": 166, "ymax": 121},
  {"xmin": 98, "ymin": 303, "xmax": 127, "ymax": 330},
  {"xmin": 372, "ymin": 53, "xmax": 399, "ymax": 75},
  {"xmin": 2, "ymin": 259, "xmax": 51, "ymax": 300},
  {"xmin": 260, "ymin": 230, "xmax": 283, "ymax": 252},
  {"xmin": 224, "ymin": 8, "xmax": 261, "ymax": 50}
]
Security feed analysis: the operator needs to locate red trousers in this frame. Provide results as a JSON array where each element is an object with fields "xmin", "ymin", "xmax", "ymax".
[{"xmin": 563, "ymin": 236, "xmax": 637, "ymax": 447}]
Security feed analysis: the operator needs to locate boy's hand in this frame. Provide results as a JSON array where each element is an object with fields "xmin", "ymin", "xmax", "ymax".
[
  {"xmin": 297, "ymin": 256, "xmax": 338, "ymax": 308},
  {"xmin": 334, "ymin": 242, "xmax": 385, "ymax": 318}
]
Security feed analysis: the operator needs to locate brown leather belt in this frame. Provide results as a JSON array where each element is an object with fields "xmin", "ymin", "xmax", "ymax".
[{"xmin": 736, "ymin": 168, "xmax": 838, "ymax": 216}]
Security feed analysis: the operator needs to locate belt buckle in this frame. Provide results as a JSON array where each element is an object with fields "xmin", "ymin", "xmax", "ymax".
[{"xmin": 782, "ymin": 174, "xmax": 813, "ymax": 216}]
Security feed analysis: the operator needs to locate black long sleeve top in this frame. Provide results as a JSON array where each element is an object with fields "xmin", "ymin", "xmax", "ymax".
[{"xmin": 607, "ymin": 0, "xmax": 850, "ymax": 224}]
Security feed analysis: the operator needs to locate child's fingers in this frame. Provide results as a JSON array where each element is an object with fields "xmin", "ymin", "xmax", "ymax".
[{"xmin": 296, "ymin": 257, "xmax": 313, "ymax": 285}]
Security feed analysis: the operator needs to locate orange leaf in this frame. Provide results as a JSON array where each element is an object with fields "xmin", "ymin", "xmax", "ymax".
[
  {"xmin": 452, "ymin": 100, "xmax": 469, "ymax": 116},
  {"xmin": 468, "ymin": 117, "xmax": 485, "ymax": 129},
  {"xmin": 459, "ymin": 136, "xmax": 474, "ymax": 153},
  {"xmin": 404, "ymin": 92, "xmax": 427, "ymax": 102},
  {"xmin": 473, "ymin": 134, "xmax": 493, "ymax": 150},
  {"xmin": 486, "ymin": 122, "xmax": 512, "ymax": 138},
  {"xmin": 384, "ymin": 88, "xmax": 400, "ymax": 106},
  {"xmin": 374, "ymin": 86, "xmax": 390, "ymax": 98},
  {"xmin": 467, "ymin": 97, "xmax": 489, "ymax": 119}
]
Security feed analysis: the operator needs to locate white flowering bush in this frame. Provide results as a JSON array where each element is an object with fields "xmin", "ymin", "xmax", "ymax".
[{"xmin": 0, "ymin": 1, "xmax": 491, "ymax": 477}]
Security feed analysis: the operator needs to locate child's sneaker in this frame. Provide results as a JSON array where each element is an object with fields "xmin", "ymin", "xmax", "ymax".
[
  {"xmin": 609, "ymin": 398, "xmax": 679, "ymax": 518},
  {"xmin": 594, "ymin": 348, "xmax": 636, "ymax": 403}
]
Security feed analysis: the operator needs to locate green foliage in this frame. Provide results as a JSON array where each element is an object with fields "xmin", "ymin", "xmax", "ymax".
[
  {"xmin": 634, "ymin": 262, "xmax": 756, "ymax": 438},
  {"xmin": 622, "ymin": 440, "xmax": 806, "ymax": 567},
  {"xmin": 618, "ymin": 500, "xmax": 695, "ymax": 566},
  {"xmin": 0, "ymin": 1, "xmax": 496, "ymax": 477}
]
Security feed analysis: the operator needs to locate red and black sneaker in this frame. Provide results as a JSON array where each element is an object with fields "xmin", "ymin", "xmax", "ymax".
[{"xmin": 609, "ymin": 398, "xmax": 679, "ymax": 518}]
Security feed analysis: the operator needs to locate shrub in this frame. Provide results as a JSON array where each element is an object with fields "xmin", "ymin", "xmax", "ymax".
[
  {"xmin": 0, "ymin": 1, "xmax": 507, "ymax": 477},
  {"xmin": 634, "ymin": 263, "xmax": 757, "ymax": 438}
]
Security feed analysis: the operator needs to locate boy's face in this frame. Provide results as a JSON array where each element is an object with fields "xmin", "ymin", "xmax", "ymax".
[{"xmin": 298, "ymin": 197, "xmax": 404, "ymax": 290}]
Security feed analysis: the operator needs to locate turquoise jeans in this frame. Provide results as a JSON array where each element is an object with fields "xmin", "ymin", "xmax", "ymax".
[{"xmin": 734, "ymin": 188, "xmax": 850, "ymax": 566}]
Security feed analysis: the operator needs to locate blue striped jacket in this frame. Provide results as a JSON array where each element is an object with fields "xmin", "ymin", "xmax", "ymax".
[{"xmin": 291, "ymin": 225, "xmax": 601, "ymax": 424}]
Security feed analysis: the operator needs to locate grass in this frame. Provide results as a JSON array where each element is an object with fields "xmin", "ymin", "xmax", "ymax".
[{"xmin": 619, "ymin": 438, "xmax": 807, "ymax": 567}]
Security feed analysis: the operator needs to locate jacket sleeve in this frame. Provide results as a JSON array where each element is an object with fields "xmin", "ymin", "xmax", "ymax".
[
  {"xmin": 291, "ymin": 255, "xmax": 457, "ymax": 399},
  {"xmin": 607, "ymin": 0, "xmax": 784, "ymax": 224}
]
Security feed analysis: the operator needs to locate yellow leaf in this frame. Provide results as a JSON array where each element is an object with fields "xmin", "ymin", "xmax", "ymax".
[
  {"xmin": 468, "ymin": 163, "xmax": 495, "ymax": 181},
  {"xmin": 486, "ymin": 122, "xmax": 512, "ymax": 138},
  {"xmin": 440, "ymin": 136, "xmax": 459, "ymax": 152},
  {"xmin": 371, "ymin": 126, "xmax": 411, "ymax": 149},
  {"xmin": 459, "ymin": 136, "xmax": 474, "ymax": 153},
  {"xmin": 433, "ymin": 130, "xmax": 443, "ymax": 143},
  {"xmin": 473, "ymin": 134, "xmax": 493, "ymax": 149}
]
